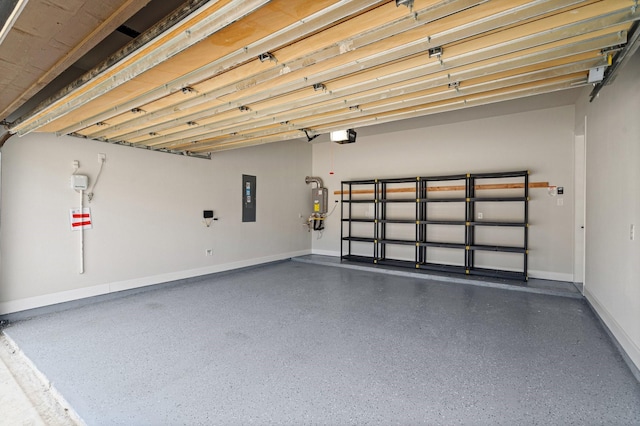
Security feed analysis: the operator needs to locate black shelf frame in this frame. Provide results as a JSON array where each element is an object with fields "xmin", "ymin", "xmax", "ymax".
[{"xmin": 341, "ymin": 171, "xmax": 529, "ymax": 281}]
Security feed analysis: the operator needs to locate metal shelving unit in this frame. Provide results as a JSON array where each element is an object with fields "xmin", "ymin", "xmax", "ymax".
[{"xmin": 341, "ymin": 171, "xmax": 529, "ymax": 281}]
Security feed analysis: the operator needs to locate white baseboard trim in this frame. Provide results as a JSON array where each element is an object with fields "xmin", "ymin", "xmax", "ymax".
[
  {"xmin": 528, "ymin": 270, "xmax": 573, "ymax": 282},
  {"xmin": 584, "ymin": 287, "xmax": 640, "ymax": 377},
  {"xmin": 309, "ymin": 250, "xmax": 573, "ymax": 282},
  {"xmin": 0, "ymin": 250, "xmax": 311, "ymax": 316},
  {"xmin": 311, "ymin": 249, "xmax": 340, "ymax": 257}
]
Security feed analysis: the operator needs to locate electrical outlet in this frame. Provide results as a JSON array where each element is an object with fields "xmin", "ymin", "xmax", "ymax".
[
  {"xmin": 557, "ymin": 198, "xmax": 564, "ymax": 206},
  {"xmin": 631, "ymin": 224, "xmax": 635, "ymax": 241},
  {"xmin": 98, "ymin": 153, "xmax": 106, "ymax": 163},
  {"xmin": 477, "ymin": 212, "xmax": 483, "ymax": 220},
  {"xmin": 73, "ymin": 160, "xmax": 79, "ymax": 169},
  {"xmin": 205, "ymin": 249, "xmax": 213, "ymax": 256}
]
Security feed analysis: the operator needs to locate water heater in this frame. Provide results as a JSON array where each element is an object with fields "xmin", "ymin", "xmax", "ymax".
[{"xmin": 312, "ymin": 187, "xmax": 328, "ymax": 214}]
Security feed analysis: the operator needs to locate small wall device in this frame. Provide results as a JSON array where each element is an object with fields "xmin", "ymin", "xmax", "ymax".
[
  {"xmin": 202, "ymin": 210, "xmax": 218, "ymax": 227},
  {"xmin": 71, "ymin": 175, "xmax": 89, "ymax": 190}
]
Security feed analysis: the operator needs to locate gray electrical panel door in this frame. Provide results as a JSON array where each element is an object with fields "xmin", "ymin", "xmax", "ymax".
[{"xmin": 242, "ymin": 174, "xmax": 256, "ymax": 222}]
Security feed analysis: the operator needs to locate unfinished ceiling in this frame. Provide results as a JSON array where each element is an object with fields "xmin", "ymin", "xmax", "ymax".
[
  {"xmin": 3, "ymin": 0, "xmax": 640, "ymax": 157},
  {"xmin": 0, "ymin": 0, "xmax": 151, "ymax": 120}
]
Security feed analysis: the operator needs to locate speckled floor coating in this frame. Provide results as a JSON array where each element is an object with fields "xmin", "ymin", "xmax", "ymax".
[
  {"xmin": 292, "ymin": 255, "xmax": 583, "ymax": 299},
  {"xmin": 4, "ymin": 261, "xmax": 640, "ymax": 425}
]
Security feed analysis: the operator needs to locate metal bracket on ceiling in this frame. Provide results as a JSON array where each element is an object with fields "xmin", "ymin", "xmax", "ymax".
[
  {"xmin": 590, "ymin": 22, "xmax": 640, "ymax": 102},
  {"xmin": 395, "ymin": 0, "xmax": 414, "ymax": 12},
  {"xmin": 601, "ymin": 45, "xmax": 624, "ymax": 65},
  {"xmin": 301, "ymin": 129, "xmax": 318, "ymax": 142},
  {"xmin": 258, "ymin": 52, "xmax": 276, "ymax": 63},
  {"xmin": 428, "ymin": 46, "xmax": 442, "ymax": 57},
  {"xmin": 428, "ymin": 46, "xmax": 444, "ymax": 66}
]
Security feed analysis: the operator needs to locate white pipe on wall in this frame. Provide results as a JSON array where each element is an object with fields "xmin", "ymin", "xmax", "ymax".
[{"xmin": 79, "ymin": 189, "xmax": 84, "ymax": 274}]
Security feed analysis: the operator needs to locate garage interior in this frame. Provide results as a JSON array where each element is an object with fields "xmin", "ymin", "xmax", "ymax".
[{"xmin": 0, "ymin": 0, "xmax": 639, "ymax": 424}]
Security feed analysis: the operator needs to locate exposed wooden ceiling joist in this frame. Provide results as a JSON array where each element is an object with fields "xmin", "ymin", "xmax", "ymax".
[
  {"xmin": 6, "ymin": 0, "xmax": 640, "ymax": 157},
  {"xmin": 189, "ymin": 76, "xmax": 585, "ymax": 153},
  {"xmin": 54, "ymin": 0, "xmax": 392, "ymax": 136},
  {"xmin": 95, "ymin": 20, "xmax": 627, "ymax": 148}
]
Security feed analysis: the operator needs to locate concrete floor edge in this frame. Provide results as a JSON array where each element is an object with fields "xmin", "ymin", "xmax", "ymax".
[{"xmin": 0, "ymin": 332, "xmax": 85, "ymax": 425}]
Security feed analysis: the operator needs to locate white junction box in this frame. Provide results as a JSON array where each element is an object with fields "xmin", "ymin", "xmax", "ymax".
[{"xmin": 71, "ymin": 175, "xmax": 89, "ymax": 190}]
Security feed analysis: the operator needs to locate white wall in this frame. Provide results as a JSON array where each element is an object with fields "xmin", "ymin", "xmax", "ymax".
[
  {"xmin": 576, "ymin": 49, "xmax": 640, "ymax": 371},
  {"xmin": 312, "ymin": 104, "xmax": 577, "ymax": 281},
  {"xmin": 0, "ymin": 134, "xmax": 312, "ymax": 314}
]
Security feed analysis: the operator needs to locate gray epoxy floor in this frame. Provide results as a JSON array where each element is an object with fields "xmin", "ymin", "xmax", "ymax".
[
  {"xmin": 293, "ymin": 255, "xmax": 583, "ymax": 299},
  {"xmin": 4, "ymin": 261, "xmax": 640, "ymax": 425}
]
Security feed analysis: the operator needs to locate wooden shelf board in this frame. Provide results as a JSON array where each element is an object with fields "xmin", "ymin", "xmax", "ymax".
[{"xmin": 335, "ymin": 181, "xmax": 548, "ymax": 196}]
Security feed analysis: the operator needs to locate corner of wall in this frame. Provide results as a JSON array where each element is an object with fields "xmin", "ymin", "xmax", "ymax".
[{"xmin": 584, "ymin": 287, "xmax": 640, "ymax": 381}]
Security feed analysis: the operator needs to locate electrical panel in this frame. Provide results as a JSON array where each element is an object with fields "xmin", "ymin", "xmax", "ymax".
[
  {"xmin": 312, "ymin": 187, "xmax": 328, "ymax": 214},
  {"xmin": 242, "ymin": 174, "xmax": 256, "ymax": 222},
  {"xmin": 70, "ymin": 175, "xmax": 89, "ymax": 190}
]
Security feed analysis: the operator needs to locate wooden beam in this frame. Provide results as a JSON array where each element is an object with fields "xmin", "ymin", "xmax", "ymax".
[
  {"xmin": 96, "ymin": 4, "xmax": 633, "ymax": 145},
  {"xmin": 333, "ymin": 182, "xmax": 550, "ymax": 196},
  {"xmin": 54, "ymin": 0, "xmax": 388, "ymax": 136},
  {"xmin": 138, "ymin": 31, "xmax": 618, "ymax": 149},
  {"xmin": 11, "ymin": 0, "xmax": 269, "ymax": 135},
  {"xmin": 92, "ymin": 26, "xmax": 623, "ymax": 148},
  {"xmin": 193, "ymin": 75, "xmax": 585, "ymax": 153},
  {"xmin": 77, "ymin": 0, "xmax": 478, "ymax": 139},
  {"xmin": 14, "ymin": 0, "xmax": 636, "ymax": 157}
]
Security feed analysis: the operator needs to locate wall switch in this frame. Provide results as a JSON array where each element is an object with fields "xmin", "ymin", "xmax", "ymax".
[
  {"xmin": 557, "ymin": 198, "xmax": 563, "ymax": 206},
  {"xmin": 205, "ymin": 249, "xmax": 213, "ymax": 256},
  {"xmin": 98, "ymin": 153, "xmax": 106, "ymax": 163},
  {"xmin": 477, "ymin": 212, "xmax": 483, "ymax": 220},
  {"xmin": 631, "ymin": 224, "xmax": 635, "ymax": 241}
]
